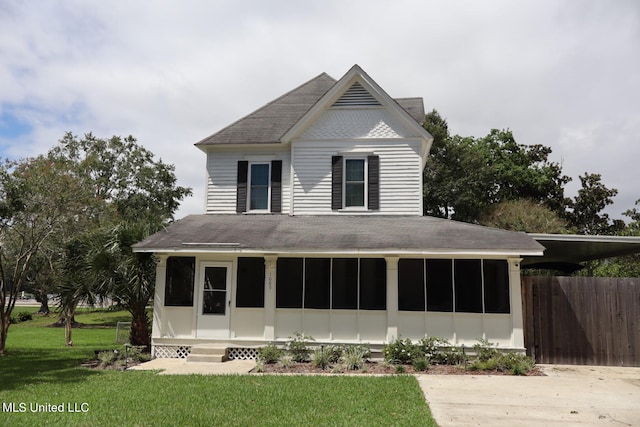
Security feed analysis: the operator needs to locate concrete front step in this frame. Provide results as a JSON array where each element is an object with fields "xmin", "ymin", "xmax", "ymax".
[{"xmin": 187, "ymin": 345, "xmax": 228, "ymax": 363}]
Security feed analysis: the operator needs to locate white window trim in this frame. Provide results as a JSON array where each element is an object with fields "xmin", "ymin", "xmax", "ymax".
[
  {"xmin": 248, "ymin": 162, "xmax": 271, "ymax": 213},
  {"xmin": 342, "ymin": 157, "xmax": 368, "ymax": 210}
]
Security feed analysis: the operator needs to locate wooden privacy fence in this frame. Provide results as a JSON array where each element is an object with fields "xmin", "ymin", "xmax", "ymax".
[{"xmin": 521, "ymin": 276, "xmax": 640, "ymax": 366}]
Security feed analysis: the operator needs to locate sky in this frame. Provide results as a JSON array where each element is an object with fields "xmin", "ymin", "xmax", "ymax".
[{"xmin": 1, "ymin": 0, "xmax": 639, "ymax": 220}]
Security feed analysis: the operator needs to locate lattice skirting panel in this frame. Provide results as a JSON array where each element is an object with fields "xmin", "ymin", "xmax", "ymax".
[
  {"xmin": 153, "ymin": 345, "xmax": 192, "ymax": 359},
  {"xmin": 228, "ymin": 348, "xmax": 259, "ymax": 360}
]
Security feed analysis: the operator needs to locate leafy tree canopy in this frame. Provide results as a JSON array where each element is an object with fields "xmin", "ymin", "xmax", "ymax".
[{"xmin": 423, "ymin": 110, "xmax": 571, "ymax": 223}]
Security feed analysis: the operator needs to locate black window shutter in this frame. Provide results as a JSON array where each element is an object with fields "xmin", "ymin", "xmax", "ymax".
[
  {"xmin": 236, "ymin": 161, "xmax": 248, "ymax": 213},
  {"xmin": 331, "ymin": 156, "xmax": 343, "ymax": 210},
  {"xmin": 270, "ymin": 160, "xmax": 282, "ymax": 213},
  {"xmin": 368, "ymin": 155, "xmax": 380, "ymax": 210}
]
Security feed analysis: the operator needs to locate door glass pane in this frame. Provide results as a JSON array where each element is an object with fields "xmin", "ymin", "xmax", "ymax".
[
  {"xmin": 203, "ymin": 267, "xmax": 227, "ymax": 315},
  {"xmin": 203, "ymin": 291, "xmax": 226, "ymax": 315},
  {"xmin": 205, "ymin": 267, "xmax": 227, "ymax": 290}
]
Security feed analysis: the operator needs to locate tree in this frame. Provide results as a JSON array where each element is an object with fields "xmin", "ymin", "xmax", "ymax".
[
  {"xmin": 85, "ymin": 223, "xmax": 157, "ymax": 349},
  {"xmin": 589, "ymin": 199, "xmax": 640, "ymax": 277},
  {"xmin": 566, "ymin": 173, "xmax": 622, "ymax": 235},
  {"xmin": 0, "ymin": 155, "xmax": 92, "ymax": 354},
  {"xmin": 50, "ymin": 132, "xmax": 191, "ymax": 225},
  {"xmin": 422, "ymin": 111, "xmax": 571, "ymax": 223},
  {"xmin": 478, "ymin": 199, "xmax": 569, "ymax": 233},
  {"xmin": 52, "ymin": 133, "xmax": 191, "ymax": 347},
  {"xmin": 423, "ymin": 111, "xmax": 493, "ymax": 220}
]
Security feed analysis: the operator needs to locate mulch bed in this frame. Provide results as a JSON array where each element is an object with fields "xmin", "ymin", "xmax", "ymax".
[{"xmin": 254, "ymin": 360, "xmax": 545, "ymax": 376}]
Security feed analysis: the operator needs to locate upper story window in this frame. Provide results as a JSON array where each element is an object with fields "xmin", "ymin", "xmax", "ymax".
[
  {"xmin": 249, "ymin": 163, "xmax": 270, "ymax": 211},
  {"xmin": 344, "ymin": 159, "xmax": 366, "ymax": 207},
  {"xmin": 236, "ymin": 160, "xmax": 282, "ymax": 213},
  {"xmin": 332, "ymin": 155, "xmax": 379, "ymax": 211}
]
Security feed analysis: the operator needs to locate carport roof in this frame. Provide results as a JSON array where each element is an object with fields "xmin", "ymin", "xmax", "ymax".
[
  {"xmin": 133, "ymin": 214, "xmax": 544, "ymax": 256},
  {"xmin": 524, "ymin": 233, "xmax": 640, "ymax": 272}
]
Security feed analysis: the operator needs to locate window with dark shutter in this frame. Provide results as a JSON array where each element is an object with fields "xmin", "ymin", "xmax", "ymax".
[{"xmin": 236, "ymin": 161, "xmax": 248, "ymax": 213}]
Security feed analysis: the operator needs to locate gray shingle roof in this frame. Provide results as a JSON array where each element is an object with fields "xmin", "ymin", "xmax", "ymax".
[
  {"xmin": 133, "ymin": 215, "xmax": 544, "ymax": 255},
  {"xmin": 195, "ymin": 73, "xmax": 426, "ymax": 146}
]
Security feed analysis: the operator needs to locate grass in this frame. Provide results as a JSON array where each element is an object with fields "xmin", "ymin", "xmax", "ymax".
[{"xmin": 1, "ymin": 308, "xmax": 436, "ymax": 426}]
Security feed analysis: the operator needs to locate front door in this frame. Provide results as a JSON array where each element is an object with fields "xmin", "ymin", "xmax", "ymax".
[{"xmin": 196, "ymin": 262, "xmax": 232, "ymax": 338}]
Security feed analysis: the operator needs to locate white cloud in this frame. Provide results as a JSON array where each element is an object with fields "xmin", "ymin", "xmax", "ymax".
[{"xmin": 0, "ymin": 0, "xmax": 638, "ymax": 219}]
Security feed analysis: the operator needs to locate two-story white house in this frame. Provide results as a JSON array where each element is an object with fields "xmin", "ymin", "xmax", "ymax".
[{"xmin": 134, "ymin": 65, "xmax": 544, "ymax": 360}]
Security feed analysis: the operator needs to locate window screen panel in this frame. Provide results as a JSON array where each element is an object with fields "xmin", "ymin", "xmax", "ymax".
[
  {"xmin": 359, "ymin": 258, "xmax": 386, "ymax": 310},
  {"xmin": 332, "ymin": 258, "xmax": 358, "ymax": 309},
  {"xmin": 398, "ymin": 259, "xmax": 425, "ymax": 311},
  {"xmin": 276, "ymin": 258, "xmax": 303, "ymax": 308},
  {"xmin": 164, "ymin": 257, "xmax": 195, "ymax": 306},
  {"xmin": 304, "ymin": 258, "xmax": 331, "ymax": 309},
  {"xmin": 236, "ymin": 257, "xmax": 265, "ymax": 308},
  {"xmin": 483, "ymin": 260, "xmax": 510, "ymax": 313},
  {"xmin": 426, "ymin": 259, "xmax": 453, "ymax": 312},
  {"xmin": 454, "ymin": 259, "xmax": 483, "ymax": 313}
]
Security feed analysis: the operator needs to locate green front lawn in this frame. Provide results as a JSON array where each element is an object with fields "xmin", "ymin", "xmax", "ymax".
[{"xmin": 1, "ymin": 309, "xmax": 436, "ymax": 426}]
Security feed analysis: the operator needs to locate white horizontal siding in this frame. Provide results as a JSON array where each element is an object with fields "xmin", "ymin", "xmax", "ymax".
[
  {"xmin": 301, "ymin": 108, "xmax": 416, "ymax": 139},
  {"xmin": 206, "ymin": 149, "xmax": 291, "ymax": 214},
  {"xmin": 292, "ymin": 140, "xmax": 422, "ymax": 215}
]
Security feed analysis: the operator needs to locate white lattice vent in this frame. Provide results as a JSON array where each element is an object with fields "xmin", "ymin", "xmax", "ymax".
[
  {"xmin": 333, "ymin": 82, "xmax": 380, "ymax": 107},
  {"xmin": 153, "ymin": 345, "xmax": 192, "ymax": 359},
  {"xmin": 228, "ymin": 348, "xmax": 259, "ymax": 360}
]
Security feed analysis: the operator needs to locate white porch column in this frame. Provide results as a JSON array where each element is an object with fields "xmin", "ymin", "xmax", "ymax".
[
  {"xmin": 263, "ymin": 256, "xmax": 278, "ymax": 341},
  {"xmin": 152, "ymin": 255, "xmax": 168, "ymax": 341},
  {"xmin": 508, "ymin": 258, "xmax": 525, "ymax": 349},
  {"xmin": 385, "ymin": 256, "xmax": 399, "ymax": 342}
]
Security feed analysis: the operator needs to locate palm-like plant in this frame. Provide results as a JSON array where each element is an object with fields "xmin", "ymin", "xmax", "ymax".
[{"xmin": 86, "ymin": 222, "xmax": 157, "ymax": 349}]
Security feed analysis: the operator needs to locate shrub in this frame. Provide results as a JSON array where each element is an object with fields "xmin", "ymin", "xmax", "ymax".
[
  {"xmin": 254, "ymin": 360, "xmax": 265, "ymax": 373},
  {"xmin": 436, "ymin": 346, "xmax": 464, "ymax": 365},
  {"xmin": 383, "ymin": 338, "xmax": 420, "ymax": 364},
  {"xmin": 311, "ymin": 349, "xmax": 329, "ymax": 369},
  {"xmin": 98, "ymin": 350, "xmax": 117, "ymax": 368},
  {"xmin": 497, "ymin": 352, "xmax": 535, "ymax": 375},
  {"xmin": 340, "ymin": 345, "xmax": 370, "ymax": 370},
  {"xmin": 286, "ymin": 332, "xmax": 314, "ymax": 362},
  {"xmin": 17, "ymin": 311, "xmax": 33, "ymax": 322},
  {"xmin": 473, "ymin": 338, "xmax": 500, "ymax": 362},
  {"xmin": 468, "ymin": 351, "xmax": 535, "ymax": 375},
  {"xmin": 412, "ymin": 356, "xmax": 430, "ymax": 372},
  {"xmin": 394, "ymin": 364, "xmax": 406, "ymax": 374},
  {"xmin": 280, "ymin": 354, "xmax": 293, "ymax": 369},
  {"xmin": 417, "ymin": 336, "xmax": 450, "ymax": 361},
  {"xmin": 258, "ymin": 344, "xmax": 282, "ymax": 364},
  {"xmin": 324, "ymin": 345, "xmax": 344, "ymax": 363}
]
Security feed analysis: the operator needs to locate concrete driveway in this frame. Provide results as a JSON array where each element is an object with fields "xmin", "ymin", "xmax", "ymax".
[{"xmin": 418, "ymin": 365, "xmax": 640, "ymax": 426}]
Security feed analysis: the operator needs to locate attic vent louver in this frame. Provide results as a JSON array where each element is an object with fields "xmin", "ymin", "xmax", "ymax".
[{"xmin": 332, "ymin": 82, "xmax": 381, "ymax": 107}]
